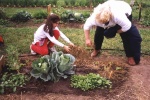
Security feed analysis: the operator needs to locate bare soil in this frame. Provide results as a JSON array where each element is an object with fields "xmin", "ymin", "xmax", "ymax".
[{"xmin": 0, "ymin": 20, "xmax": 150, "ymax": 100}]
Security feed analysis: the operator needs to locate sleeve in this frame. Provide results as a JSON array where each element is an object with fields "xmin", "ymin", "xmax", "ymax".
[
  {"xmin": 113, "ymin": 13, "xmax": 131, "ymax": 32},
  {"xmin": 83, "ymin": 15, "xmax": 97, "ymax": 30},
  {"xmin": 44, "ymin": 32, "xmax": 65, "ymax": 47}
]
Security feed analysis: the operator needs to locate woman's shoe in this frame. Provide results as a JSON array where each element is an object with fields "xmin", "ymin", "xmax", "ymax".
[
  {"xmin": 127, "ymin": 57, "xmax": 136, "ymax": 66},
  {"xmin": 30, "ymin": 45, "xmax": 37, "ymax": 55},
  {"xmin": 91, "ymin": 50, "xmax": 100, "ymax": 57}
]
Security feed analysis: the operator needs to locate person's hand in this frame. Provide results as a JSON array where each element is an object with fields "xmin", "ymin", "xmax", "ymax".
[
  {"xmin": 69, "ymin": 42, "xmax": 75, "ymax": 47},
  {"xmin": 63, "ymin": 45, "xmax": 71, "ymax": 52},
  {"xmin": 117, "ymin": 29, "xmax": 123, "ymax": 34},
  {"xmin": 86, "ymin": 39, "xmax": 93, "ymax": 47}
]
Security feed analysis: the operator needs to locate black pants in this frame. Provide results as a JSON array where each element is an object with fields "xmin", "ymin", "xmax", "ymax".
[{"xmin": 94, "ymin": 15, "xmax": 142, "ymax": 64}]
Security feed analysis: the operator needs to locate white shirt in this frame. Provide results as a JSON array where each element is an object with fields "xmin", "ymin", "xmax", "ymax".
[
  {"xmin": 84, "ymin": 0, "xmax": 132, "ymax": 32},
  {"xmin": 33, "ymin": 24, "xmax": 72, "ymax": 47}
]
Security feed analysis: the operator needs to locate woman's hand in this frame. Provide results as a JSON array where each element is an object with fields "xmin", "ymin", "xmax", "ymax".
[
  {"xmin": 69, "ymin": 42, "xmax": 75, "ymax": 47},
  {"xmin": 117, "ymin": 29, "xmax": 123, "ymax": 34},
  {"xmin": 63, "ymin": 45, "xmax": 71, "ymax": 52},
  {"xmin": 86, "ymin": 39, "xmax": 93, "ymax": 47}
]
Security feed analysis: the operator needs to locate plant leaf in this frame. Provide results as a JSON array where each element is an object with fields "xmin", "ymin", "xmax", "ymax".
[
  {"xmin": 30, "ymin": 69, "xmax": 41, "ymax": 79},
  {"xmin": 40, "ymin": 74, "xmax": 51, "ymax": 82}
]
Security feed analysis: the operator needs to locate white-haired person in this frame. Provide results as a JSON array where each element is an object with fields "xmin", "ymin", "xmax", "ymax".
[
  {"xmin": 83, "ymin": 0, "xmax": 142, "ymax": 66},
  {"xmin": 30, "ymin": 13, "xmax": 74, "ymax": 56}
]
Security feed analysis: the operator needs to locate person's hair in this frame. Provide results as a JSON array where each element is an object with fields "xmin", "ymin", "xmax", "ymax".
[
  {"xmin": 95, "ymin": 5, "xmax": 112, "ymax": 24},
  {"xmin": 44, "ymin": 14, "xmax": 60, "ymax": 36}
]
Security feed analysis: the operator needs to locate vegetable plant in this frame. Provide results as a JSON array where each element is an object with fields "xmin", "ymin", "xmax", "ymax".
[
  {"xmin": 30, "ymin": 51, "xmax": 75, "ymax": 82},
  {"xmin": 71, "ymin": 73, "xmax": 112, "ymax": 91},
  {"xmin": 0, "ymin": 72, "xmax": 29, "ymax": 94},
  {"xmin": 60, "ymin": 10, "xmax": 85, "ymax": 22},
  {"xmin": 11, "ymin": 10, "xmax": 32, "ymax": 22}
]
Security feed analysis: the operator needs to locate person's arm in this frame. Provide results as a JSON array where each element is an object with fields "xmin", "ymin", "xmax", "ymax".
[
  {"xmin": 45, "ymin": 32, "xmax": 72, "ymax": 52},
  {"xmin": 117, "ymin": 29, "xmax": 123, "ymax": 33},
  {"xmin": 83, "ymin": 16, "xmax": 96, "ymax": 47},
  {"xmin": 46, "ymin": 33, "xmax": 64, "ymax": 47},
  {"xmin": 84, "ymin": 29, "xmax": 93, "ymax": 47},
  {"xmin": 114, "ymin": 13, "xmax": 131, "ymax": 33},
  {"xmin": 57, "ymin": 28, "xmax": 74, "ymax": 47}
]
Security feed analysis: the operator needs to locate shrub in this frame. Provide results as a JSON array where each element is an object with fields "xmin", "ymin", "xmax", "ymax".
[{"xmin": 11, "ymin": 10, "xmax": 32, "ymax": 22}]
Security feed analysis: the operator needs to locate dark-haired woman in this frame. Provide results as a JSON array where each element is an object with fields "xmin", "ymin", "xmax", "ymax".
[{"xmin": 30, "ymin": 14, "xmax": 74, "ymax": 55}]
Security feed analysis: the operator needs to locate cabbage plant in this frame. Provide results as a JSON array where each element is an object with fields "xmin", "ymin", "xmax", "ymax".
[
  {"xmin": 60, "ymin": 10, "xmax": 85, "ymax": 22},
  {"xmin": 30, "ymin": 51, "xmax": 75, "ymax": 82}
]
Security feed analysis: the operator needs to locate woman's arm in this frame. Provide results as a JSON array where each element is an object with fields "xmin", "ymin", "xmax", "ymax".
[
  {"xmin": 45, "ymin": 32, "xmax": 65, "ymax": 47},
  {"xmin": 113, "ymin": 12, "xmax": 131, "ymax": 33}
]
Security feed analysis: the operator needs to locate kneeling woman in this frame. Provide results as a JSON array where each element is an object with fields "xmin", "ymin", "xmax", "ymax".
[{"xmin": 30, "ymin": 14, "xmax": 74, "ymax": 55}]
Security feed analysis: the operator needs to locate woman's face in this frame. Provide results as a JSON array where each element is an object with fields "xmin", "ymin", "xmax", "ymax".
[{"xmin": 53, "ymin": 22, "xmax": 59, "ymax": 28}]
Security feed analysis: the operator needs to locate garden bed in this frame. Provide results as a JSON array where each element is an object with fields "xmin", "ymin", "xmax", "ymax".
[
  {"xmin": 0, "ymin": 46, "xmax": 130, "ymax": 99},
  {"xmin": 1, "ymin": 46, "xmax": 150, "ymax": 99}
]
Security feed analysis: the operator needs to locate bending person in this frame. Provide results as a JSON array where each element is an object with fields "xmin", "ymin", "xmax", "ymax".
[{"xmin": 83, "ymin": 0, "xmax": 142, "ymax": 65}]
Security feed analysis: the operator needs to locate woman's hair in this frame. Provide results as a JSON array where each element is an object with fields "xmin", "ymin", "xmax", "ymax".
[
  {"xmin": 95, "ymin": 4, "xmax": 112, "ymax": 24},
  {"xmin": 44, "ymin": 14, "xmax": 60, "ymax": 36}
]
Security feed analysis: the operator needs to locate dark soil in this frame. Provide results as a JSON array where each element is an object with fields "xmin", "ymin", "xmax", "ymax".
[{"xmin": 0, "ymin": 20, "xmax": 150, "ymax": 100}]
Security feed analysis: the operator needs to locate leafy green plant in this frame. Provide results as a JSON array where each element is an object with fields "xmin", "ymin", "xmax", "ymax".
[
  {"xmin": 70, "ymin": 0, "xmax": 76, "ymax": 6},
  {"xmin": 6, "ymin": 45, "xmax": 22, "ymax": 70},
  {"xmin": 64, "ymin": 0, "xmax": 70, "ymax": 6},
  {"xmin": 52, "ymin": 6, "xmax": 65, "ymax": 16},
  {"xmin": 5, "ymin": 45, "xmax": 22, "ymax": 70},
  {"xmin": 0, "ymin": 19, "xmax": 9, "ymax": 26},
  {"xmin": 82, "ymin": 12, "xmax": 90, "ymax": 19},
  {"xmin": 30, "ymin": 51, "xmax": 75, "ymax": 82},
  {"xmin": 61, "ymin": 10, "xmax": 74, "ymax": 22},
  {"xmin": 74, "ymin": 12, "xmax": 84, "ymax": 22},
  {"xmin": 92, "ymin": 0, "xmax": 105, "ymax": 7},
  {"xmin": 60, "ymin": 10, "xmax": 85, "ymax": 22},
  {"xmin": 0, "ymin": 72, "xmax": 29, "ymax": 94},
  {"xmin": 57, "ymin": 0, "xmax": 65, "ymax": 7},
  {"xmin": 141, "ymin": 7, "xmax": 150, "ymax": 26},
  {"xmin": 0, "ymin": 8, "xmax": 7, "ymax": 19},
  {"xmin": 11, "ymin": 10, "xmax": 32, "ymax": 22},
  {"xmin": 71, "ymin": 73, "xmax": 112, "ymax": 91}
]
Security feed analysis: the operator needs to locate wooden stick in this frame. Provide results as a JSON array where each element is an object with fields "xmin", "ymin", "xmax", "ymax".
[
  {"xmin": 47, "ymin": 4, "xmax": 51, "ymax": 15},
  {"xmin": 0, "ymin": 55, "xmax": 5, "ymax": 72}
]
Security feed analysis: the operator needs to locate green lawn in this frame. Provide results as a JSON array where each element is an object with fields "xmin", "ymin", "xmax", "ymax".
[{"xmin": 0, "ymin": 25, "xmax": 150, "ymax": 54}]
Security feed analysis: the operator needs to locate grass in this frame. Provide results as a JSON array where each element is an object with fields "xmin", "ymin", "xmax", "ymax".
[{"xmin": 1, "ymin": 24, "xmax": 150, "ymax": 54}]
